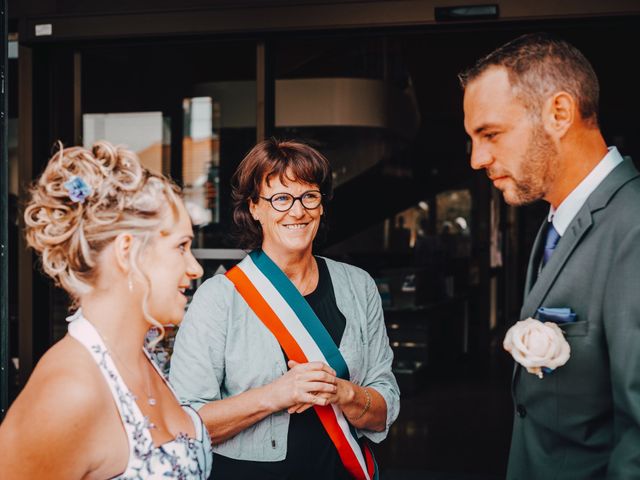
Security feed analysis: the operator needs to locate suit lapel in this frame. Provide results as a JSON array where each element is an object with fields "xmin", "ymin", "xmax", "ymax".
[
  {"xmin": 523, "ymin": 221, "xmax": 547, "ymax": 296},
  {"xmin": 512, "ymin": 209, "xmax": 592, "ymax": 389},
  {"xmin": 520, "ymin": 158, "xmax": 640, "ymax": 319},
  {"xmin": 512, "ymin": 158, "xmax": 639, "ymax": 390},
  {"xmin": 513, "ymin": 219, "xmax": 547, "ymax": 388}
]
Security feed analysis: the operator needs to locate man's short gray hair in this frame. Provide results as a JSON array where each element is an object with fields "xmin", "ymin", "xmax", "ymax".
[{"xmin": 459, "ymin": 32, "xmax": 599, "ymax": 127}]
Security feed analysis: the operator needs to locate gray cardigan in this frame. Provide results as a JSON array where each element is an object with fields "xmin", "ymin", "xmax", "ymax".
[{"xmin": 169, "ymin": 256, "xmax": 400, "ymax": 462}]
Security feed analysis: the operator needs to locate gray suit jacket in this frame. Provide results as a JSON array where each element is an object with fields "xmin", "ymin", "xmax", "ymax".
[{"xmin": 507, "ymin": 158, "xmax": 640, "ymax": 480}]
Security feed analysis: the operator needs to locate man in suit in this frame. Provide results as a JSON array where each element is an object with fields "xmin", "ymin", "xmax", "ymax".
[{"xmin": 460, "ymin": 33, "xmax": 640, "ymax": 479}]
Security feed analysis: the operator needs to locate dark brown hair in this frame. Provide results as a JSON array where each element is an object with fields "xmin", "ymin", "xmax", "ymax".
[
  {"xmin": 231, "ymin": 138, "xmax": 333, "ymax": 250},
  {"xmin": 459, "ymin": 32, "xmax": 599, "ymax": 126}
]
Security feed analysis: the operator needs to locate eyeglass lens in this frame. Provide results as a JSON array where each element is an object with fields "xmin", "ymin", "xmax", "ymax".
[{"xmin": 270, "ymin": 191, "xmax": 322, "ymax": 211}]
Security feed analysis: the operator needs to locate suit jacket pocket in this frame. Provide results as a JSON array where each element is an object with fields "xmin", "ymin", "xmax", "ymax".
[{"xmin": 560, "ymin": 320, "xmax": 588, "ymax": 337}]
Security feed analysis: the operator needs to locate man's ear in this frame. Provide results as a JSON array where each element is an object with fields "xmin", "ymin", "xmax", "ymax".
[
  {"xmin": 113, "ymin": 233, "xmax": 134, "ymax": 273},
  {"xmin": 542, "ymin": 91, "xmax": 575, "ymax": 138}
]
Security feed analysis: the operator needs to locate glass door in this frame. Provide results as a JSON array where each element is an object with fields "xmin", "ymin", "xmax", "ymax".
[{"xmin": 37, "ymin": 39, "xmax": 259, "ymax": 348}]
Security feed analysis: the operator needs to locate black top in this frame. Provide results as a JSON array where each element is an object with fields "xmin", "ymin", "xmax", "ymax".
[{"xmin": 212, "ymin": 257, "xmax": 352, "ymax": 480}]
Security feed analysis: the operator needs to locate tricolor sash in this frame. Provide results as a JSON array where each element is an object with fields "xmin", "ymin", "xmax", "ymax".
[{"xmin": 226, "ymin": 250, "xmax": 378, "ymax": 480}]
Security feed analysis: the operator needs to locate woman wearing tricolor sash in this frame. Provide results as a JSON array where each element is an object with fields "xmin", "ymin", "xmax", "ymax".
[{"xmin": 170, "ymin": 139, "xmax": 400, "ymax": 480}]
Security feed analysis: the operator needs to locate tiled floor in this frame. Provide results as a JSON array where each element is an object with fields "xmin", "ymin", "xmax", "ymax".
[{"xmin": 373, "ymin": 347, "xmax": 514, "ymax": 480}]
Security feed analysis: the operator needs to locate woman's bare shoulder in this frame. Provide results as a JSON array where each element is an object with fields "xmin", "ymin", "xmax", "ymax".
[
  {"xmin": 0, "ymin": 335, "xmax": 112, "ymax": 478},
  {"xmin": 29, "ymin": 334, "xmax": 107, "ymax": 402}
]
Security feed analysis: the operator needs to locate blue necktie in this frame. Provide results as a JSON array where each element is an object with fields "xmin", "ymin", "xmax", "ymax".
[{"xmin": 542, "ymin": 222, "xmax": 561, "ymax": 266}]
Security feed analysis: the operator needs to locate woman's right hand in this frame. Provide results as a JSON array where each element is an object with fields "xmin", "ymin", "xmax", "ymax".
[{"xmin": 265, "ymin": 360, "xmax": 338, "ymax": 412}]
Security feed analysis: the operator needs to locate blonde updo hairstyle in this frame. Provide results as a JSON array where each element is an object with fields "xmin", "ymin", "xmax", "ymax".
[{"xmin": 24, "ymin": 141, "xmax": 182, "ymax": 340}]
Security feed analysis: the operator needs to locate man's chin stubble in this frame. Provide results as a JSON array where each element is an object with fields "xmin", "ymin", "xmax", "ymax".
[{"xmin": 504, "ymin": 185, "xmax": 545, "ymax": 207}]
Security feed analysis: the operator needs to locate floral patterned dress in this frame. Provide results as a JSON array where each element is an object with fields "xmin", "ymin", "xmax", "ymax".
[{"xmin": 68, "ymin": 312, "xmax": 212, "ymax": 479}]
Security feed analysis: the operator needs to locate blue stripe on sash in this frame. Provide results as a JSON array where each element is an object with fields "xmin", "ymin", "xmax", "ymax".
[{"xmin": 250, "ymin": 250, "xmax": 350, "ymax": 380}]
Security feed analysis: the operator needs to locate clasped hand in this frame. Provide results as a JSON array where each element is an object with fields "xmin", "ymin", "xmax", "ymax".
[{"xmin": 268, "ymin": 360, "xmax": 345, "ymax": 414}]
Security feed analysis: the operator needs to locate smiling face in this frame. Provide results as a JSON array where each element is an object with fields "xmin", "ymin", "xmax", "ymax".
[
  {"xmin": 138, "ymin": 200, "xmax": 203, "ymax": 325},
  {"xmin": 463, "ymin": 66, "xmax": 559, "ymax": 206},
  {"xmin": 249, "ymin": 170, "xmax": 323, "ymax": 259}
]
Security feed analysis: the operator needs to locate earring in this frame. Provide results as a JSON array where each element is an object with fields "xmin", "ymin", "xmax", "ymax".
[{"xmin": 128, "ymin": 276, "xmax": 133, "ymax": 292}]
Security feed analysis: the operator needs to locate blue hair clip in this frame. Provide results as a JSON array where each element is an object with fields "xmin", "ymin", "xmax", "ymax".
[{"xmin": 64, "ymin": 176, "xmax": 92, "ymax": 203}]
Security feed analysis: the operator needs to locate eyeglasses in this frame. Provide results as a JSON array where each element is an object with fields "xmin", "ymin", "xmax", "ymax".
[{"xmin": 259, "ymin": 190, "xmax": 324, "ymax": 212}]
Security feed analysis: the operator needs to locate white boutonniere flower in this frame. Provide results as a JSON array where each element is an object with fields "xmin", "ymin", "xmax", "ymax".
[{"xmin": 503, "ymin": 318, "xmax": 571, "ymax": 379}]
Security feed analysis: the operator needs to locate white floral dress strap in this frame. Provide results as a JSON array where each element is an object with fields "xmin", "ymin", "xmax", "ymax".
[
  {"xmin": 67, "ymin": 311, "xmax": 213, "ymax": 479},
  {"xmin": 68, "ymin": 313, "xmax": 156, "ymax": 477}
]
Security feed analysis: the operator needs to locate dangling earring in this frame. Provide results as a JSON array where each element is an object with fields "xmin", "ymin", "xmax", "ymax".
[{"xmin": 128, "ymin": 275, "xmax": 133, "ymax": 292}]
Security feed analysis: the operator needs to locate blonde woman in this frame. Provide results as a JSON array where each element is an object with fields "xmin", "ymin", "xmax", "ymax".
[{"xmin": 0, "ymin": 142, "xmax": 212, "ymax": 479}]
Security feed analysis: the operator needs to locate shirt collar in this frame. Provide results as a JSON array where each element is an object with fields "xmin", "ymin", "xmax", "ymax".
[{"xmin": 548, "ymin": 146, "xmax": 624, "ymax": 236}]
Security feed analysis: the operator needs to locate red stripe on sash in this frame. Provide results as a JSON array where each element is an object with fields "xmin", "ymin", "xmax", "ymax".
[
  {"xmin": 227, "ymin": 265, "xmax": 370, "ymax": 480},
  {"xmin": 364, "ymin": 441, "xmax": 375, "ymax": 477},
  {"xmin": 314, "ymin": 406, "xmax": 368, "ymax": 480}
]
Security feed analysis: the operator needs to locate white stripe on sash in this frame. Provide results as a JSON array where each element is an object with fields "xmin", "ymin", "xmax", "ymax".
[
  {"xmin": 238, "ymin": 255, "xmax": 371, "ymax": 480},
  {"xmin": 239, "ymin": 257, "xmax": 327, "ymax": 363}
]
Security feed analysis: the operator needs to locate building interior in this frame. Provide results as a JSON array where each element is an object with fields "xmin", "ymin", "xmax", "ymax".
[{"xmin": 3, "ymin": 1, "xmax": 640, "ymax": 478}]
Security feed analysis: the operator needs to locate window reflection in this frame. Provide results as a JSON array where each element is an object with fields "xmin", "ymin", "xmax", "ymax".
[
  {"xmin": 275, "ymin": 77, "xmax": 420, "ymax": 188},
  {"xmin": 47, "ymin": 40, "xmax": 258, "ymax": 353},
  {"xmin": 83, "ymin": 112, "xmax": 170, "ymax": 175},
  {"xmin": 188, "ymin": 80, "xmax": 257, "ymax": 248},
  {"xmin": 182, "ymin": 97, "xmax": 220, "ymax": 227},
  {"xmin": 436, "ymin": 189, "xmax": 472, "ymax": 258},
  {"xmin": 80, "ymin": 39, "xmax": 257, "ymax": 249}
]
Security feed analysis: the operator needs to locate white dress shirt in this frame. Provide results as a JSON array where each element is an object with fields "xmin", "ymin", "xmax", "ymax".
[{"xmin": 549, "ymin": 147, "xmax": 624, "ymax": 236}]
